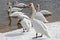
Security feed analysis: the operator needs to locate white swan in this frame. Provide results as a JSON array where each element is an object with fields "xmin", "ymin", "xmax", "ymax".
[
  {"xmin": 32, "ymin": 18, "xmax": 50, "ymax": 38},
  {"xmin": 9, "ymin": 8, "xmax": 50, "ymax": 38},
  {"xmin": 29, "ymin": 3, "xmax": 50, "ymax": 38},
  {"xmin": 8, "ymin": 11, "xmax": 25, "ymax": 26},
  {"xmin": 14, "ymin": 3, "xmax": 28, "ymax": 7},
  {"xmin": 37, "ymin": 4, "xmax": 52, "ymax": 17},
  {"xmin": 29, "ymin": 3, "xmax": 48, "ymax": 23},
  {"xmin": 9, "ymin": 12, "xmax": 32, "ymax": 32},
  {"xmin": 13, "ymin": 0, "xmax": 28, "ymax": 7},
  {"xmin": 7, "ymin": 2, "xmax": 23, "ymax": 13},
  {"xmin": 7, "ymin": 2, "xmax": 23, "ymax": 26},
  {"xmin": 7, "ymin": 2, "xmax": 27, "ymax": 26},
  {"xmin": 7, "ymin": 2, "xmax": 29, "ymax": 14}
]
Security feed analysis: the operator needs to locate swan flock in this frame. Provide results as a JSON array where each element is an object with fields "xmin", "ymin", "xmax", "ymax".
[{"xmin": 8, "ymin": 1, "xmax": 52, "ymax": 38}]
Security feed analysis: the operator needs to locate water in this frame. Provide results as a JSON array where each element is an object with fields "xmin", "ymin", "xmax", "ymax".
[{"xmin": 0, "ymin": 0, "xmax": 60, "ymax": 32}]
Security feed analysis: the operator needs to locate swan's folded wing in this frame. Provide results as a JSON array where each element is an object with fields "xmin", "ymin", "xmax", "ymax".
[
  {"xmin": 21, "ymin": 18, "xmax": 31, "ymax": 31},
  {"xmin": 32, "ymin": 18, "xmax": 47, "ymax": 33},
  {"xmin": 11, "ymin": 7, "xmax": 23, "ymax": 12},
  {"xmin": 40, "ymin": 10, "xmax": 52, "ymax": 15},
  {"xmin": 9, "ymin": 12, "xmax": 24, "ymax": 17},
  {"xmin": 34, "ymin": 12, "xmax": 48, "ymax": 22}
]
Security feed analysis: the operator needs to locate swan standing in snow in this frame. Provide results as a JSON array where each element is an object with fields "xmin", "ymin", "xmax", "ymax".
[
  {"xmin": 28, "ymin": 3, "xmax": 50, "ymax": 38},
  {"xmin": 37, "ymin": 4, "xmax": 52, "ymax": 17},
  {"xmin": 9, "ymin": 12, "xmax": 32, "ymax": 32},
  {"xmin": 32, "ymin": 18, "xmax": 50, "ymax": 38},
  {"xmin": 29, "ymin": 3, "xmax": 48, "ymax": 23}
]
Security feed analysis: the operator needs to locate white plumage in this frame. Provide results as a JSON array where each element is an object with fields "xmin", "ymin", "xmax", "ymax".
[
  {"xmin": 10, "ymin": 11, "xmax": 50, "ymax": 38},
  {"xmin": 40, "ymin": 10, "xmax": 52, "ymax": 16},
  {"xmin": 10, "ymin": 12, "xmax": 24, "ymax": 17},
  {"xmin": 11, "ymin": 7, "xmax": 23, "ymax": 12},
  {"xmin": 9, "ymin": 3, "xmax": 50, "ymax": 38},
  {"xmin": 12, "ymin": 0, "xmax": 27, "ymax": 7},
  {"xmin": 10, "ymin": 12, "xmax": 29, "ymax": 19},
  {"xmin": 28, "ymin": 3, "xmax": 50, "ymax": 38},
  {"xmin": 32, "ymin": 18, "xmax": 50, "ymax": 38},
  {"xmin": 21, "ymin": 18, "xmax": 32, "ymax": 31},
  {"xmin": 10, "ymin": 12, "xmax": 32, "ymax": 32},
  {"xmin": 37, "ymin": 4, "xmax": 52, "ymax": 16},
  {"xmin": 34, "ymin": 12, "xmax": 48, "ymax": 22},
  {"xmin": 7, "ymin": 2, "xmax": 23, "ymax": 13},
  {"xmin": 29, "ymin": 3, "xmax": 48, "ymax": 23},
  {"xmin": 14, "ymin": 3, "xmax": 28, "ymax": 7}
]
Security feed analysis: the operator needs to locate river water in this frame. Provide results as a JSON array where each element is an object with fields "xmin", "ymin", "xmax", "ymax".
[{"xmin": 0, "ymin": 0, "xmax": 60, "ymax": 33}]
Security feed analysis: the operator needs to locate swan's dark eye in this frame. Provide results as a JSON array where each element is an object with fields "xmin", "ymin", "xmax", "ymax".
[
  {"xmin": 9, "ymin": 7, "xmax": 10, "ymax": 8},
  {"xmin": 29, "ymin": 4, "xmax": 31, "ymax": 6},
  {"xmin": 37, "ymin": 5, "xmax": 38, "ymax": 7}
]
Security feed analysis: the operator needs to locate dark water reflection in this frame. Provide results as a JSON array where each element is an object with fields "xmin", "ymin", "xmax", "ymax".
[{"xmin": 0, "ymin": 0, "xmax": 60, "ymax": 33}]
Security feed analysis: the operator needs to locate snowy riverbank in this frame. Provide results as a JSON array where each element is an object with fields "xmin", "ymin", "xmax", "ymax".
[{"xmin": 0, "ymin": 21, "xmax": 60, "ymax": 40}]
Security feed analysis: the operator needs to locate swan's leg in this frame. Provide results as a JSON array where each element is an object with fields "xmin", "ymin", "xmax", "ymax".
[
  {"xmin": 8, "ymin": 16, "xmax": 11, "ymax": 26},
  {"xmin": 32, "ymin": 33, "xmax": 38, "ymax": 38},
  {"xmin": 36, "ymin": 33, "xmax": 43, "ymax": 38},
  {"xmin": 36, "ymin": 33, "xmax": 38, "ymax": 38},
  {"xmin": 32, "ymin": 33, "xmax": 43, "ymax": 39},
  {"xmin": 23, "ymin": 28, "xmax": 28, "ymax": 32},
  {"xmin": 23, "ymin": 28, "xmax": 25, "ymax": 32},
  {"xmin": 7, "ymin": 10, "xmax": 11, "ymax": 26}
]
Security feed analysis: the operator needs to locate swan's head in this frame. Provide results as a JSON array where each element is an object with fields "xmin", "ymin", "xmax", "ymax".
[
  {"xmin": 37, "ymin": 4, "xmax": 40, "ymax": 8},
  {"xmin": 28, "ymin": 3, "xmax": 34, "ymax": 8},
  {"xmin": 8, "ymin": 2, "xmax": 12, "ymax": 10},
  {"xmin": 7, "ymin": 2, "xmax": 12, "ymax": 5}
]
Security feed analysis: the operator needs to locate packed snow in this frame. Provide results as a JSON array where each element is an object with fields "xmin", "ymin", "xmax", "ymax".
[{"xmin": 0, "ymin": 22, "xmax": 60, "ymax": 40}]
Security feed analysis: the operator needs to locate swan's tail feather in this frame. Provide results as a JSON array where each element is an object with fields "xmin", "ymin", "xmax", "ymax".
[{"xmin": 44, "ymin": 31, "xmax": 51, "ymax": 38}]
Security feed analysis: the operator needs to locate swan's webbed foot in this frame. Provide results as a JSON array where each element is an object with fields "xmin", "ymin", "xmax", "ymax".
[
  {"xmin": 32, "ymin": 33, "xmax": 38, "ymax": 39},
  {"xmin": 32, "ymin": 33, "xmax": 43, "ymax": 39}
]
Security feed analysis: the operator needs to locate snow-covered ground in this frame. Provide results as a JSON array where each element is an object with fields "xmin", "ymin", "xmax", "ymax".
[{"xmin": 0, "ymin": 22, "xmax": 60, "ymax": 40}]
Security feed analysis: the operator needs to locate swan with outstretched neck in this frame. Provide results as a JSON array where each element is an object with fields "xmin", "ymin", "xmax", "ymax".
[
  {"xmin": 29, "ymin": 3, "xmax": 48, "ymax": 23},
  {"xmin": 30, "ymin": 4, "xmax": 48, "ymax": 23},
  {"xmin": 28, "ymin": 3, "xmax": 50, "ymax": 38}
]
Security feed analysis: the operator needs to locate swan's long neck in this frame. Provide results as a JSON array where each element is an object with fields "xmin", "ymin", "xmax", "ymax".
[
  {"xmin": 37, "ymin": 4, "xmax": 40, "ymax": 12},
  {"xmin": 8, "ymin": 2, "xmax": 12, "ymax": 15},
  {"xmin": 31, "ymin": 3, "xmax": 36, "ymax": 19},
  {"xmin": 8, "ymin": 6, "xmax": 12, "ymax": 14},
  {"xmin": 15, "ymin": 0, "xmax": 19, "ymax": 5}
]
